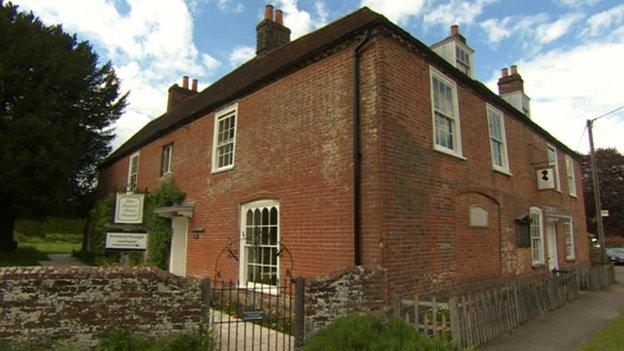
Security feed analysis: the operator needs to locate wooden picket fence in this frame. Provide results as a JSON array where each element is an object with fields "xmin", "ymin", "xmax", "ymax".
[
  {"xmin": 395, "ymin": 270, "xmax": 582, "ymax": 348},
  {"xmin": 577, "ymin": 263, "xmax": 615, "ymax": 291}
]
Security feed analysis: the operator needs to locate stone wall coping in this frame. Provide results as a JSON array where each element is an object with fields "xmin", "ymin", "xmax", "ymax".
[
  {"xmin": 0, "ymin": 266, "xmax": 200, "ymax": 286},
  {"xmin": 306, "ymin": 264, "xmax": 387, "ymax": 286}
]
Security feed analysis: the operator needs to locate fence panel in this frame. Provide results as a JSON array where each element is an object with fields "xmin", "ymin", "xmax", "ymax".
[{"xmin": 396, "ymin": 270, "xmax": 585, "ymax": 348}]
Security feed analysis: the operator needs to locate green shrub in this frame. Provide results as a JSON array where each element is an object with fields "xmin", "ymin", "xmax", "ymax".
[
  {"xmin": 303, "ymin": 314, "xmax": 462, "ymax": 351},
  {"xmin": 144, "ymin": 180, "xmax": 185, "ymax": 269},
  {"xmin": 81, "ymin": 180, "xmax": 185, "ymax": 268},
  {"xmin": 96, "ymin": 329, "xmax": 215, "ymax": 351}
]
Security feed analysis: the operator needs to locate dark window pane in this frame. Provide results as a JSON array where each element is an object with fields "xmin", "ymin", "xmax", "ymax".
[
  {"xmin": 270, "ymin": 207, "xmax": 278, "ymax": 225},
  {"xmin": 262, "ymin": 208, "xmax": 269, "ymax": 226}
]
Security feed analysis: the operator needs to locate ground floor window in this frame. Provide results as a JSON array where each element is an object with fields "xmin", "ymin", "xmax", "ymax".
[
  {"xmin": 564, "ymin": 217, "xmax": 575, "ymax": 260},
  {"xmin": 240, "ymin": 200, "xmax": 279, "ymax": 289},
  {"xmin": 530, "ymin": 207, "xmax": 544, "ymax": 265}
]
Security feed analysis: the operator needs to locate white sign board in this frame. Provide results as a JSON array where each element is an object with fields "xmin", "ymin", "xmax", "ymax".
[
  {"xmin": 114, "ymin": 193, "xmax": 145, "ymax": 224},
  {"xmin": 105, "ymin": 232, "xmax": 148, "ymax": 250},
  {"xmin": 537, "ymin": 168, "xmax": 555, "ymax": 190},
  {"xmin": 601, "ymin": 210, "xmax": 609, "ymax": 217}
]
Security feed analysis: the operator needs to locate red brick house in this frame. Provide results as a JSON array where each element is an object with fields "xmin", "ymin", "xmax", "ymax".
[{"xmin": 97, "ymin": 6, "xmax": 590, "ymax": 297}]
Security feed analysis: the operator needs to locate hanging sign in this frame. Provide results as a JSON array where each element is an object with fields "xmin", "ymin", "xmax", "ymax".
[
  {"xmin": 105, "ymin": 232, "xmax": 148, "ymax": 250},
  {"xmin": 114, "ymin": 193, "xmax": 145, "ymax": 224}
]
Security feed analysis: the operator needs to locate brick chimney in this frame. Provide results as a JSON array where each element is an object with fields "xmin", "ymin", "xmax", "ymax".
[
  {"xmin": 256, "ymin": 5, "xmax": 291, "ymax": 55},
  {"xmin": 498, "ymin": 65, "xmax": 524, "ymax": 95},
  {"xmin": 167, "ymin": 76, "xmax": 199, "ymax": 112},
  {"xmin": 497, "ymin": 65, "xmax": 531, "ymax": 117}
]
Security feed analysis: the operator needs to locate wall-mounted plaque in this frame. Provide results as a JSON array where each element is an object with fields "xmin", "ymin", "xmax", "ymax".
[{"xmin": 114, "ymin": 193, "xmax": 145, "ymax": 224}]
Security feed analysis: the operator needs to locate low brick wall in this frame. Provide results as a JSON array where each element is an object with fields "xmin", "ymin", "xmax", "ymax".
[
  {"xmin": 0, "ymin": 266, "xmax": 205, "ymax": 349},
  {"xmin": 304, "ymin": 265, "xmax": 388, "ymax": 336}
]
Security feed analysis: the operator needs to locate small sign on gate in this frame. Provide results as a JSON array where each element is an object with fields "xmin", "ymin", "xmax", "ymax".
[
  {"xmin": 105, "ymin": 232, "xmax": 148, "ymax": 250},
  {"xmin": 241, "ymin": 309, "xmax": 265, "ymax": 321}
]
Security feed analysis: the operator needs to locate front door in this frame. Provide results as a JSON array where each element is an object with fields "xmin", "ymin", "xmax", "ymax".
[
  {"xmin": 169, "ymin": 216, "xmax": 188, "ymax": 276},
  {"xmin": 547, "ymin": 222, "xmax": 559, "ymax": 271}
]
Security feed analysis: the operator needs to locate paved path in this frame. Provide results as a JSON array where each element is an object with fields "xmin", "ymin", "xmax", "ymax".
[
  {"xmin": 38, "ymin": 253, "xmax": 85, "ymax": 267},
  {"xmin": 479, "ymin": 266, "xmax": 624, "ymax": 351}
]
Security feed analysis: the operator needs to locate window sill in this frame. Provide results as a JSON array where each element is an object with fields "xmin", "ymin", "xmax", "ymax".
[
  {"xmin": 211, "ymin": 165, "xmax": 234, "ymax": 174},
  {"xmin": 569, "ymin": 194, "xmax": 578, "ymax": 199},
  {"xmin": 566, "ymin": 257, "xmax": 576, "ymax": 262},
  {"xmin": 433, "ymin": 146, "xmax": 467, "ymax": 161},
  {"xmin": 159, "ymin": 172, "xmax": 173, "ymax": 181},
  {"xmin": 493, "ymin": 167, "xmax": 512, "ymax": 176},
  {"xmin": 532, "ymin": 263, "xmax": 545, "ymax": 269},
  {"xmin": 240, "ymin": 282, "xmax": 280, "ymax": 295}
]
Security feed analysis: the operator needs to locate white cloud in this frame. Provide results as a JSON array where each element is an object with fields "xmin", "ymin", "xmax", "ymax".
[
  {"xmin": 582, "ymin": 4, "xmax": 624, "ymax": 38},
  {"xmin": 534, "ymin": 12, "xmax": 584, "ymax": 45},
  {"xmin": 480, "ymin": 12, "xmax": 582, "ymax": 48},
  {"xmin": 202, "ymin": 53, "xmax": 221, "ymax": 72},
  {"xmin": 554, "ymin": 0, "xmax": 600, "ymax": 8},
  {"xmin": 229, "ymin": 45, "xmax": 255, "ymax": 67},
  {"xmin": 360, "ymin": 0, "xmax": 426, "ymax": 24},
  {"xmin": 14, "ymin": 0, "xmax": 221, "ymax": 150},
  {"xmin": 216, "ymin": 0, "xmax": 245, "ymax": 13},
  {"xmin": 486, "ymin": 41, "xmax": 624, "ymax": 153},
  {"xmin": 424, "ymin": 0, "xmax": 498, "ymax": 28},
  {"xmin": 272, "ymin": 0, "xmax": 329, "ymax": 39}
]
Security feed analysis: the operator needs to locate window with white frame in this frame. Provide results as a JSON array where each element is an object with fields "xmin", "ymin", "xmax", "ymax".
[
  {"xmin": 563, "ymin": 217, "xmax": 575, "ymax": 260},
  {"xmin": 212, "ymin": 105, "xmax": 237, "ymax": 172},
  {"xmin": 547, "ymin": 145, "xmax": 561, "ymax": 191},
  {"xmin": 240, "ymin": 200, "xmax": 279, "ymax": 290},
  {"xmin": 487, "ymin": 105, "xmax": 510, "ymax": 173},
  {"xmin": 127, "ymin": 152, "xmax": 139, "ymax": 191},
  {"xmin": 565, "ymin": 155, "xmax": 577, "ymax": 197},
  {"xmin": 455, "ymin": 45, "xmax": 471, "ymax": 75},
  {"xmin": 530, "ymin": 207, "xmax": 544, "ymax": 265},
  {"xmin": 161, "ymin": 143, "xmax": 173, "ymax": 176},
  {"xmin": 430, "ymin": 68, "xmax": 462, "ymax": 156}
]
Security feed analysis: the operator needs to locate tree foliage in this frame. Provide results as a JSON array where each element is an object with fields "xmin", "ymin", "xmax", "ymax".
[
  {"xmin": 0, "ymin": 2, "xmax": 127, "ymax": 250},
  {"xmin": 582, "ymin": 148, "xmax": 624, "ymax": 236}
]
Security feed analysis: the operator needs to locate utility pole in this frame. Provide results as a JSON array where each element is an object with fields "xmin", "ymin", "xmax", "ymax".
[{"xmin": 587, "ymin": 119, "xmax": 607, "ymax": 263}]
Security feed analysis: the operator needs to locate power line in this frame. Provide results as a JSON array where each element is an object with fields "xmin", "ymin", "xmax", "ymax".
[
  {"xmin": 592, "ymin": 104, "xmax": 624, "ymax": 122},
  {"xmin": 575, "ymin": 124, "xmax": 587, "ymax": 151}
]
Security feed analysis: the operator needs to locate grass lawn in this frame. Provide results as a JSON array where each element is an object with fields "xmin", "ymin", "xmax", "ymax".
[
  {"xmin": 0, "ymin": 242, "xmax": 80, "ymax": 267},
  {"xmin": 575, "ymin": 308, "xmax": 624, "ymax": 351}
]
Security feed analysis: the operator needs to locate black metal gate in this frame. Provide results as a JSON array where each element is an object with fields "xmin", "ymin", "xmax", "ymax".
[{"xmin": 205, "ymin": 277, "xmax": 305, "ymax": 351}]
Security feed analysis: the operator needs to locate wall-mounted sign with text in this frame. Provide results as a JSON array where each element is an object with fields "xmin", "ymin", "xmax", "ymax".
[
  {"xmin": 114, "ymin": 193, "xmax": 145, "ymax": 224},
  {"xmin": 105, "ymin": 232, "xmax": 148, "ymax": 250}
]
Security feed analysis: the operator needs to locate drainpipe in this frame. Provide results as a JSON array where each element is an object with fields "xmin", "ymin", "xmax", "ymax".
[{"xmin": 353, "ymin": 30, "xmax": 371, "ymax": 266}]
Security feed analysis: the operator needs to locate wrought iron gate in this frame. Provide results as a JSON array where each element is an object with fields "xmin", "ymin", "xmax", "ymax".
[{"xmin": 205, "ymin": 277, "xmax": 305, "ymax": 351}]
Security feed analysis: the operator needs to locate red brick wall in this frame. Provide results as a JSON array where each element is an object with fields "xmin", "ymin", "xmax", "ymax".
[
  {"xmin": 98, "ymin": 29, "xmax": 590, "ymax": 297},
  {"xmin": 97, "ymin": 39, "xmax": 384, "ymax": 284},
  {"xmin": 375, "ymin": 30, "xmax": 589, "ymax": 296}
]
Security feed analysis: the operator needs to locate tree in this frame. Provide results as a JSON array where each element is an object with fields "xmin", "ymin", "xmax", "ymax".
[
  {"xmin": 0, "ymin": 2, "xmax": 127, "ymax": 251},
  {"xmin": 582, "ymin": 148, "xmax": 624, "ymax": 237}
]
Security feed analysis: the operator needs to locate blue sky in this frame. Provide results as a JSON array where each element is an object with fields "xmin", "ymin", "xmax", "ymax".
[{"xmin": 13, "ymin": 0, "xmax": 624, "ymax": 153}]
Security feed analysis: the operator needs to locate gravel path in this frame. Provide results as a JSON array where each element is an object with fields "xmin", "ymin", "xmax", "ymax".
[{"xmin": 38, "ymin": 253, "xmax": 85, "ymax": 267}]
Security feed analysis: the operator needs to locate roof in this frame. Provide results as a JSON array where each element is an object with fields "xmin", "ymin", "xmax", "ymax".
[
  {"xmin": 101, "ymin": 8, "xmax": 384, "ymax": 168},
  {"xmin": 101, "ymin": 7, "xmax": 581, "ymax": 168}
]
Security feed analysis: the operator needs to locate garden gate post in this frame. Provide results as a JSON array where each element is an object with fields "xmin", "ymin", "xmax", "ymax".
[{"xmin": 295, "ymin": 276, "xmax": 305, "ymax": 350}]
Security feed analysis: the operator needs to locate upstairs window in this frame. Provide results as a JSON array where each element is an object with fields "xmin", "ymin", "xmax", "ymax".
[
  {"xmin": 547, "ymin": 145, "xmax": 561, "ymax": 191},
  {"xmin": 161, "ymin": 143, "xmax": 173, "ymax": 176},
  {"xmin": 564, "ymin": 217, "xmax": 575, "ymax": 260},
  {"xmin": 127, "ymin": 152, "xmax": 139, "ymax": 191},
  {"xmin": 530, "ymin": 207, "xmax": 544, "ymax": 265},
  {"xmin": 455, "ymin": 45, "xmax": 470, "ymax": 75},
  {"xmin": 212, "ymin": 105, "xmax": 237, "ymax": 172},
  {"xmin": 565, "ymin": 155, "xmax": 577, "ymax": 197},
  {"xmin": 430, "ymin": 68, "xmax": 462, "ymax": 157},
  {"xmin": 487, "ymin": 105, "xmax": 510, "ymax": 173}
]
